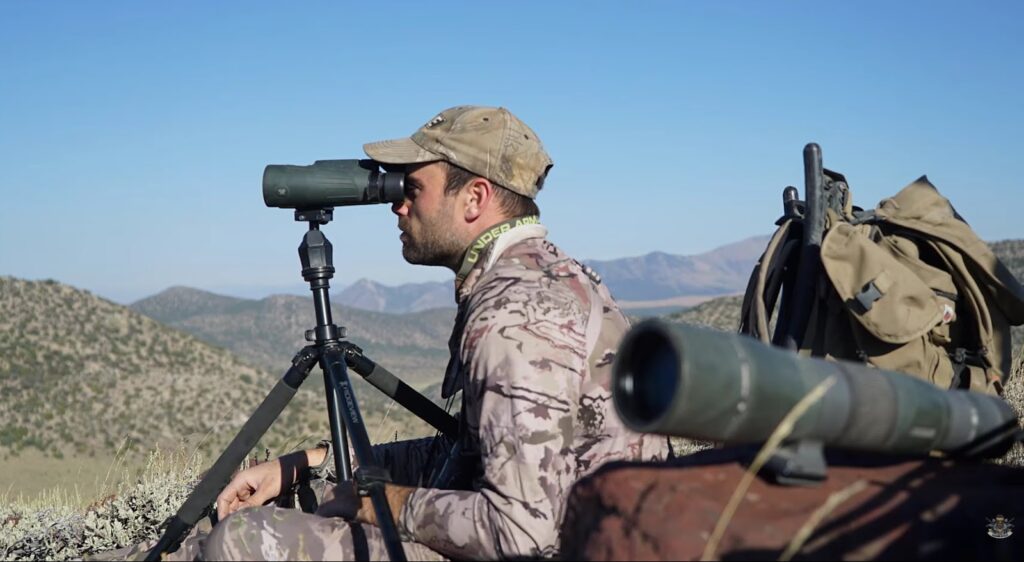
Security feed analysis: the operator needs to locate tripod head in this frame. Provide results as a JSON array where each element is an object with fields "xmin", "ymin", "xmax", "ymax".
[
  {"xmin": 295, "ymin": 207, "xmax": 334, "ymax": 225},
  {"xmin": 295, "ymin": 208, "xmax": 344, "ymax": 344}
]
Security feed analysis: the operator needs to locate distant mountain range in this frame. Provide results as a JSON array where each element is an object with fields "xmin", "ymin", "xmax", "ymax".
[
  {"xmin": 335, "ymin": 235, "xmax": 1024, "ymax": 317},
  {"xmin": 334, "ymin": 235, "xmax": 772, "ymax": 314},
  {"xmin": 586, "ymin": 235, "xmax": 771, "ymax": 302},
  {"xmin": 130, "ymin": 287, "xmax": 453, "ymax": 384},
  {"xmin": 337, "ymin": 278, "xmax": 454, "ymax": 314}
]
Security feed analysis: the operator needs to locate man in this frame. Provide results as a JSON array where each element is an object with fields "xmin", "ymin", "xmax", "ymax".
[{"xmin": 153, "ymin": 105, "xmax": 667, "ymax": 560}]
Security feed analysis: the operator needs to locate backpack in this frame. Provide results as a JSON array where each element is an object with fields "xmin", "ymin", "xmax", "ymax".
[{"xmin": 740, "ymin": 150, "xmax": 1024, "ymax": 396}]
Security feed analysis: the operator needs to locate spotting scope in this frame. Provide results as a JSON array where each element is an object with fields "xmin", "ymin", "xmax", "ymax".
[
  {"xmin": 613, "ymin": 320, "xmax": 1020, "ymax": 458},
  {"xmin": 263, "ymin": 159, "xmax": 405, "ymax": 210}
]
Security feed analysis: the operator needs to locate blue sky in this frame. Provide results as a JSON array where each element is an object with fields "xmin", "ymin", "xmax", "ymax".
[{"xmin": 1, "ymin": 1, "xmax": 1021, "ymax": 303}]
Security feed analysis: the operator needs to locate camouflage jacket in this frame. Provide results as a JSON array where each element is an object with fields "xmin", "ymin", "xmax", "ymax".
[{"xmin": 399, "ymin": 220, "xmax": 668, "ymax": 560}]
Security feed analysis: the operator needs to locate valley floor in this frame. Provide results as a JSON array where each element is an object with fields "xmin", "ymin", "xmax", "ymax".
[{"xmin": 0, "ymin": 450, "xmax": 140, "ymax": 508}]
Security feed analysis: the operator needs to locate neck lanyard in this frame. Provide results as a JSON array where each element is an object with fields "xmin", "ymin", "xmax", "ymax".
[{"xmin": 455, "ymin": 215, "xmax": 540, "ymax": 285}]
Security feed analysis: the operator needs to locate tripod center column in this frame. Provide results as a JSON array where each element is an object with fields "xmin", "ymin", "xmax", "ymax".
[{"xmin": 299, "ymin": 223, "xmax": 340, "ymax": 342}]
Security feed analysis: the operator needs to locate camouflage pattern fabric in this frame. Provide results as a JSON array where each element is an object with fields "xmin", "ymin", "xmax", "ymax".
[
  {"xmin": 107, "ymin": 507, "xmax": 446, "ymax": 561},
  {"xmin": 104, "ymin": 438, "xmax": 447, "ymax": 561},
  {"xmin": 400, "ymin": 223, "xmax": 669, "ymax": 560},
  {"xmin": 203, "ymin": 508, "xmax": 444, "ymax": 561}
]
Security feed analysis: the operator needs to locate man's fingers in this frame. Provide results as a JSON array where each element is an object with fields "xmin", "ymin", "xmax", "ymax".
[
  {"xmin": 214, "ymin": 461, "xmax": 284, "ymax": 518},
  {"xmin": 217, "ymin": 479, "xmax": 246, "ymax": 504},
  {"xmin": 218, "ymin": 493, "xmax": 255, "ymax": 518},
  {"xmin": 246, "ymin": 486, "xmax": 275, "ymax": 508},
  {"xmin": 216, "ymin": 497, "xmax": 233, "ymax": 518},
  {"xmin": 215, "ymin": 489, "xmax": 235, "ymax": 517},
  {"xmin": 216, "ymin": 479, "xmax": 256, "ymax": 517}
]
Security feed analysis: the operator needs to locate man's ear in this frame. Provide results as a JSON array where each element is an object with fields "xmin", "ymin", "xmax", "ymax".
[{"xmin": 463, "ymin": 177, "xmax": 495, "ymax": 222}]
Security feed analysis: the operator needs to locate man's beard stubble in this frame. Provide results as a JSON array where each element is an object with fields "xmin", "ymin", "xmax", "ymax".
[{"xmin": 400, "ymin": 203, "xmax": 465, "ymax": 270}]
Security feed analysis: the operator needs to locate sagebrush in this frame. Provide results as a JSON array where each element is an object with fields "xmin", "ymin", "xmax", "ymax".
[{"xmin": 0, "ymin": 448, "xmax": 202, "ymax": 561}]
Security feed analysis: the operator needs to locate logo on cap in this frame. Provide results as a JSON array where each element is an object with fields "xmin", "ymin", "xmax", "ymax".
[{"xmin": 425, "ymin": 114, "xmax": 445, "ymax": 129}]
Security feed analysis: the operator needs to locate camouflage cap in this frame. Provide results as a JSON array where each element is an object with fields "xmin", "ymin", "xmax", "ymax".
[{"xmin": 363, "ymin": 106, "xmax": 554, "ymax": 198}]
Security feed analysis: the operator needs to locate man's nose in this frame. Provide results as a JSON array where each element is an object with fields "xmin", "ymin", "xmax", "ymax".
[{"xmin": 391, "ymin": 199, "xmax": 409, "ymax": 216}]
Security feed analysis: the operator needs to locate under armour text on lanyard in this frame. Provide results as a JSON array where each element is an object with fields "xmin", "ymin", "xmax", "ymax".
[{"xmin": 455, "ymin": 215, "xmax": 540, "ymax": 286}]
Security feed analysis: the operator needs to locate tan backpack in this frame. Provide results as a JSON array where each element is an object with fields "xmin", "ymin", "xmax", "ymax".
[{"xmin": 740, "ymin": 153, "xmax": 1024, "ymax": 396}]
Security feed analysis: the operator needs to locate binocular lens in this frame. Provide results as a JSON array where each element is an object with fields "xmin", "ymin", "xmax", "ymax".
[{"xmin": 614, "ymin": 328, "xmax": 679, "ymax": 427}]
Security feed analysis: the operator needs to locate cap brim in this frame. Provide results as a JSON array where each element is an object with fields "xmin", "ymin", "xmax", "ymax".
[{"xmin": 363, "ymin": 137, "xmax": 441, "ymax": 165}]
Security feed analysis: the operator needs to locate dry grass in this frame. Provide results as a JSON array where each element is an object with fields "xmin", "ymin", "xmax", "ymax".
[
  {"xmin": 0, "ymin": 446, "xmax": 204, "ymax": 561},
  {"xmin": 700, "ymin": 376, "xmax": 838, "ymax": 561},
  {"xmin": 778, "ymin": 479, "xmax": 869, "ymax": 561}
]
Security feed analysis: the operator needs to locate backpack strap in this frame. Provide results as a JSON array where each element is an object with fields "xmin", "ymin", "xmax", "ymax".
[{"xmin": 741, "ymin": 219, "xmax": 799, "ymax": 342}]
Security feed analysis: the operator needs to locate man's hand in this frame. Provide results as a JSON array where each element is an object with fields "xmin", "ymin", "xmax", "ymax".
[
  {"xmin": 215, "ymin": 457, "xmax": 286, "ymax": 517},
  {"xmin": 216, "ymin": 447, "xmax": 327, "ymax": 517}
]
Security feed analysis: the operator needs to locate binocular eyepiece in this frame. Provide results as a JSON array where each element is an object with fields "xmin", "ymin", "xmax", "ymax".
[{"xmin": 263, "ymin": 159, "xmax": 405, "ymax": 210}]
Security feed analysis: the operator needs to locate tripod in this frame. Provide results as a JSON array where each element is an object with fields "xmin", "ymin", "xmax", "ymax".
[{"xmin": 145, "ymin": 207, "xmax": 459, "ymax": 562}]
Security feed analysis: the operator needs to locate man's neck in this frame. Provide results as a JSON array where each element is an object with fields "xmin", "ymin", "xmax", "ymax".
[
  {"xmin": 454, "ymin": 215, "xmax": 542, "ymax": 288},
  {"xmin": 464, "ymin": 211, "xmax": 516, "ymax": 243}
]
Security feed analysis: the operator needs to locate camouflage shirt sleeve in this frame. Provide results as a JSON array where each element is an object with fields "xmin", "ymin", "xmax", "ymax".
[{"xmin": 398, "ymin": 273, "xmax": 586, "ymax": 559}]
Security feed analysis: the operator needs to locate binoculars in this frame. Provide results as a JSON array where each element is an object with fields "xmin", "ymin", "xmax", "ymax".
[{"xmin": 263, "ymin": 159, "xmax": 405, "ymax": 210}]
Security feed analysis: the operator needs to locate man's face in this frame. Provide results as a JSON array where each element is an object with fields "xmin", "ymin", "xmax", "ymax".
[{"xmin": 391, "ymin": 162, "xmax": 466, "ymax": 269}]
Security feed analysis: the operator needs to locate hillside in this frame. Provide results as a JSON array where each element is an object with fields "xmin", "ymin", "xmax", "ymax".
[
  {"xmin": 991, "ymin": 239, "xmax": 1024, "ymax": 352},
  {"xmin": 130, "ymin": 286, "xmax": 453, "ymax": 384},
  {"xmin": 0, "ymin": 277, "xmax": 333, "ymax": 463},
  {"xmin": 991, "ymin": 238, "xmax": 1024, "ymax": 273},
  {"xmin": 129, "ymin": 286, "xmax": 248, "ymax": 323},
  {"xmin": 130, "ymin": 286, "xmax": 455, "ymax": 454},
  {"xmin": 665, "ymin": 294, "xmax": 744, "ymax": 332},
  {"xmin": 0, "ymin": 276, "xmax": 442, "ymax": 472}
]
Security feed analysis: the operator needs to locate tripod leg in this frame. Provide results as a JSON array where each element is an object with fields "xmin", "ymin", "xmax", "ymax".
[
  {"xmin": 144, "ymin": 347, "xmax": 320, "ymax": 562},
  {"xmin": 344, "ymin": 344, "xmax": 459, "ymax": 439},
  {"xmin": 321, "ymin": 346, "xmax": 408, "ymax": 562},
  {"xmin": 324, "ymin": 365, "xmax": 354, "ymax": 482}
]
